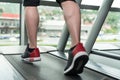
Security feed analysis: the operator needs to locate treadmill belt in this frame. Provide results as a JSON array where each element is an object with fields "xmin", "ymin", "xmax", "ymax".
[{"xmin": 4, "ymin": 54, "xmax": 115, "ymax": 80}]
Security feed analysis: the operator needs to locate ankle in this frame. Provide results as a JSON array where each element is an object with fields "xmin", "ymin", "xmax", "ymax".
[
  {"xmin": 29, "ymin": 44, "xmax": 37, "ymax": 48},
  {"xmin": 71, "ymin": 42, "xmax": 81, "ymax": 48}
]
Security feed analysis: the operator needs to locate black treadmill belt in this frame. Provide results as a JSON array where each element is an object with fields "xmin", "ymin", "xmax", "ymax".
[{"xmin": 5, "ymin": 54, "xmax": 114, "ymax": 80}]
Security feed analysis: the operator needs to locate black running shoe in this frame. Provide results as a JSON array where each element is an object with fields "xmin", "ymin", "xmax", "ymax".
[
  {"xmin": 21, "ymin": 44, "xmax": 41, "ymax": 62},
  {"xmin": 64, "ymin": 43, "xmax": 89, "ymax": 75}
]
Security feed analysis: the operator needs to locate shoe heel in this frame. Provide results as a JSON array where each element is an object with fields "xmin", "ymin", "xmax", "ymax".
[
  {"xmin": 22, "ymin": 57, "xmax": 41, "ymax": 62},
  {"xmin": 75, "ymin": 55, "xmax": 89, "ymax": 74}
]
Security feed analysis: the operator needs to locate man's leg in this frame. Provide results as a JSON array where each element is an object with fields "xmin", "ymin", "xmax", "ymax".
[
  {"xmin": 21, "ymin": 0, "xmax": 41, "ymax": 62},
  {"xmin": 25, "ymin": 7, "xmax": 39, "ymax": 48},
  {"xmin": 62, "ymin": 1, "xmax": 81, "ymax": 47},
  {"xmin": 57, "ymin": 0, "xmax": 89, "ymax": 75}
]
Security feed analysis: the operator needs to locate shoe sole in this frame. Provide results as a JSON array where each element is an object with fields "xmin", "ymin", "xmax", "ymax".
[
  {"xmin": 64, "ymin": 52, "xmax": 89, "ymax": 75},
  {"xmin": 22, "ymin": 57, "xmax": 41, "ymax": 62}
]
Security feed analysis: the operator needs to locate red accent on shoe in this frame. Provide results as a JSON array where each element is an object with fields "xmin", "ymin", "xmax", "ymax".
[
  {"xmin": 29, "ymin": 48, "xmax": 40, "ymax": 57},
  {"xmin": 72, "ymin": 43, "xmax": 86, "ymax": 56}
]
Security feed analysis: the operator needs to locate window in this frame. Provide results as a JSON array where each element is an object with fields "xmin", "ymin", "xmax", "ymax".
[
  {"xmin": 0, "ymin": 2, "xmax": 20, "ymax": 46},
  {"xmin": 37, "ymin": 6, "xmax": 66, "ymax": 47}
]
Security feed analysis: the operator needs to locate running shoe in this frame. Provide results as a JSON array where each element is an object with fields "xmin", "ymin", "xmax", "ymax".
[
  {"xmin": 64, "ymin": 43, "xmax": 89, "ymax": 75},
  {"xmin": 21, "ymin": 44, "xmax": 41, "ymax": 62}
]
